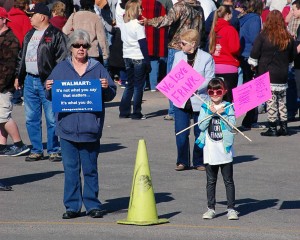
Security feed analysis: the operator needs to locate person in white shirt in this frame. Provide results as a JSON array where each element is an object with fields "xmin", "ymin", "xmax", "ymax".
[
  {"xmin": 118, "ymin": 0, "xmax": 151, "ymax": 120},
  {"xmin": 201, "ymin": 0, "xmax": 217, "ymax": 20}
]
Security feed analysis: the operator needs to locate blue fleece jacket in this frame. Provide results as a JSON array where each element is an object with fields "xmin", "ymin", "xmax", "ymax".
[
  {"xmin": 47, "ymin": 57, "xmax": 117, "ymax": 142},
  {"xmin": 239, "ymin": 13, "xmax": 261, "ymax": 58}
]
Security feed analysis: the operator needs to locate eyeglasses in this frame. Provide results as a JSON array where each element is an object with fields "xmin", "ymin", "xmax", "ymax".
[
  {"xmin": 72, "ymin": 43, "xmax": 90, "ymax": 49},
  {"xmin": 207, "ymin": 89, "xmax": 225, "ymax": 96},
  {"xmin": 180, "ymin": 41, "xmax": 190, "ymax": 46}
]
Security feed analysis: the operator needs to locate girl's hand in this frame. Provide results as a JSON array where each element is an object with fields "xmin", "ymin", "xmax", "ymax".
[
  {"xmin": 101, "ymin": 78, "xmax": 108, "ymax": 89},
  {"xmin": 210, "ymin": 105, "xmax": 216, "ymax": 113},
  {"xmin": 217, "ymin": 106, "xmax": 225, "ymax": 114},
  {"xmin": 45, "ymin": 80, "xmax": 54, "ymax": 90}
]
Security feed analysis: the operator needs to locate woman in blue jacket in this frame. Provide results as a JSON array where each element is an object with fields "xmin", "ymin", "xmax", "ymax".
[
  {"xmin": 238, "ymin": 0, "xmax": 264, "ymax": 130},
  {"xmin": 45, "ymin": 29, "xmax": 116, "ymax": 219}
]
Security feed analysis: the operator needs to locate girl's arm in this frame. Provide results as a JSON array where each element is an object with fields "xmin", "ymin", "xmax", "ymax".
[{"xmin": 198, "ymin": 104, "xmax": 212, "ymax": 131}]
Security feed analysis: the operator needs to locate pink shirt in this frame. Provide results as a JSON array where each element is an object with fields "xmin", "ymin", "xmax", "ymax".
[{"xmin": 215, "ymin": 64, "xmax": 238, "ymax": 74}]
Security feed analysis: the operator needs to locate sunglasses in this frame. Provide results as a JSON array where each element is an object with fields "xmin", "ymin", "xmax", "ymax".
[
  {"xmin": 72, "ymin": 43, "xmax": 90, "ymax": 49},
  {"xmin": 180, "ymin": 41, "xmax": 190, "ymax": 46},
  {"xmin": 207, "ymin": 89, "xmax": 225, "ymax": 96}
]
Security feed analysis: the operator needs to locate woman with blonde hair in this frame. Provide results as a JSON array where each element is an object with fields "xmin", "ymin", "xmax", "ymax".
[
  {"xmin": 172, "ymin": 29, "xmax": 215, "ymax": 171},
  {"xmin": 248, "ymin": 10, "xmax": 294, "ymax": 136},
  {"xmin": 49, "ymin": 1, "xmax": 67, "ymax": 30},
  {"xmin": 208, "ymin": 5, "xmax": 240, "ymax": 103},
  {"xmin": 118, "ymin": 0, "xmax": 151, "ymax": 120}
]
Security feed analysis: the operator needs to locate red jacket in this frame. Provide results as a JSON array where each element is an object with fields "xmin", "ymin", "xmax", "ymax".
[
  {"xmin": 142, "ymin": 0, "xmax": 168, "ymax": 57},
  {"xmin": 7, "ymin": 7, "xmax": 32, "ymax": 47},
  {"xmin": 50, "ymin": 16, "xmax": 68, "ymax": 31},
  {"xmin": 211, "ymin": 18, "xmax": 240, "ymax": 67}
]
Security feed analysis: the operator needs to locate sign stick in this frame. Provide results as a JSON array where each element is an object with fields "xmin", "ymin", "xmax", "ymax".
[
  {"xmin": 192, "ymin": 93, "xmax": 252, "ymax": 142},
  {"xmin": 175, "ymin": 103, "xmax": 234, "ymax": 136}
]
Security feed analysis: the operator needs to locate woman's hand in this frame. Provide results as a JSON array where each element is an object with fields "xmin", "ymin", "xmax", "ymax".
[
  {"xmin": 139, "ymin": 16, "xmax": 148, "ymax": 26},
  {"xmin": 45, "ymin": 80, "xmax": 54, "ymax": 90},
  {"xmin": 14, "ymin": 78, "xmax": 21, "ymax": 90},
  {"xmin": 100, "ymin": 78, "xmax": 108, "ymax": 89}
]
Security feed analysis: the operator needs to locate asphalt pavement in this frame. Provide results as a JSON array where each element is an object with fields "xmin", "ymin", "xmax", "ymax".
[{"xmin": 0, "ymin": 86, "xmax": 300, "ymax": 240}]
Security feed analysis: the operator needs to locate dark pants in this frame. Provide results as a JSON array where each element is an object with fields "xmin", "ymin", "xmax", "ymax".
[
  {"xmin": 216, "ymin": 72, "xmax": 238, "ymax": 103},
  {"xmin": 205, "ymin": 162, "xmax": 235, "ymax": 209},
  {"xmin": 240, "ymin": 57, "xmax": 258, "ymax": 127}
]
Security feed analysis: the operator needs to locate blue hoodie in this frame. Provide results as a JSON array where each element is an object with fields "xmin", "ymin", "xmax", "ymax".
[
  {"xmin": 47, "ymin": 57, "xmax": 117, "ymax": 142},
  {"xmin": 195, "ymin": 101, "xmax": 236, "ymax": 153},
  {"xmin": 239, "ymin": 13, "xmax": 261, "ymax": 58}
]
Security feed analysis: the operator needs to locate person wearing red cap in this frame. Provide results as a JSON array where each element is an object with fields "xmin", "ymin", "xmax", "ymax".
[{"xmin": 0, "ymin": 7, "xmax": 30, "ymax": 157}]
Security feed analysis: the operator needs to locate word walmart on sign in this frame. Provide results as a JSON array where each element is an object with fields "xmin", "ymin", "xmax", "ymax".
[
  {"xmin": 52, "ymin": 79, "xmax": 102, "ymax": 112},
  {"xmin": 156, "ymin": 60, "xmax": 205, "ymax": 107}
]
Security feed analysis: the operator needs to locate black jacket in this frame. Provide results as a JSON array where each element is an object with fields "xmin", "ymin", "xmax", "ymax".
[{"xmin": 16, "ymin": 24, "xmax": 68, "ymax": 85}]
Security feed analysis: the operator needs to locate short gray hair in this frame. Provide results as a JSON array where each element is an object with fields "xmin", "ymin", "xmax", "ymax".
[{"xmin": 67, "ymin": 29, "xmax": 91, "ymax": 51}]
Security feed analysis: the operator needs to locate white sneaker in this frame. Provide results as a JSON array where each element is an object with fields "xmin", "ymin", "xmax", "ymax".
[
  {"xmin": 202, "ymin": 208, "xmax": 216, "ymax": 219},
  {"xmin": 227, "ymin": 209, "xmax": 239, "ymax": 220}
]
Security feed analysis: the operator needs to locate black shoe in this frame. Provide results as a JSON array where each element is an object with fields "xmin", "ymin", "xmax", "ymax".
[
  {"xmin": 0, "ymin": 183, "xmax": 12, "ymax": 191},
  {"xmin": 62, "ymin": 211, "xmax": 80, "ymax": 219},
  {"xmin": 131, "ymin": 114, "xmax": 146, "ymax": 120},
  {"xmin": 119, "ymin": 114, "xmax": 131, "ymax": 119},
  {"xmin": 5, "ymin": 145, "xmax": 30, "ymax": 157},
  {"xmin": 278, "ymin": 121, "xmax": 289, "ymax": 136},
  {"xmin": 88, "ymin": 209, "xmax": 105, "ymax": 218},
  {"xmin": 260, "ymin": 122, "xmax": 278, "ymax": 137}
]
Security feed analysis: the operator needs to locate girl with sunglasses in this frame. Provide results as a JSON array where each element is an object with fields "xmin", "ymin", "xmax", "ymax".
[{"xmin": 196, "ymin": 77, "xmax": 238, "ymax": 220}]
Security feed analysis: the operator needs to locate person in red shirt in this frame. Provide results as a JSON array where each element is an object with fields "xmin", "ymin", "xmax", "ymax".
[
  {"xmin": 49, "ymin": 1, "xmax": 67, "ymax": 31},
  {"xmin": 7, "ymin": 0, "xmax": 31, "ymax": 47},
  {"xmin": 208, "ymin": 5, "xmax": 240, "ymax": 103}
]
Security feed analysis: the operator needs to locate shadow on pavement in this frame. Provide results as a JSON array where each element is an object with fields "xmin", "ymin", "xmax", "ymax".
[
  {"xmin": 0, "ymin": 171, "xmax": 64, "ymax": 187},
  {"xmin": 99, "ymin": 143, "xmax": 127, "ymax": 153},
  {"xmin": 145, "ymin": 109, "xmax": 168, "ymax": 119},
  {"xmin": 218, "ymin": 198, "xmax": 279, "ymax": 216},
  {"xmin": 280, "ymin": 200, "xmax": 300, "ymax": 210},
  {"xmin": 103, "ymin": 192, "xmax": 174, "ymax": 213},
  {"xmin": 233, "ymin": 155, "xmax": 259, "ymax": 164}
]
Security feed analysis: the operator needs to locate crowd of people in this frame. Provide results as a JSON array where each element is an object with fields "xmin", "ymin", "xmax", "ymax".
[{"xmin": 0, "ymin": 0, "xmax": 300, "ymax": 220}]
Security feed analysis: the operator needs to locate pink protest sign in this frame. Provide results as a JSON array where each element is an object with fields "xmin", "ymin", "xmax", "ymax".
[
  {"xmin": 156, "ymin": 60, "xmax": 205, "ymax": 107},
  {"xmin": 232, "ymin": 72, "xmax": 272, "ymax": 118}
]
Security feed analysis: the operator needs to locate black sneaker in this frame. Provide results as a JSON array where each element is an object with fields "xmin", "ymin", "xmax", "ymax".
[
  {"xmin": 131, "ymin": 114, "xmax": 146, "ymax": 120},
  {"xmin": 49, "ymin": 153, "xmax": 62, "ymax": 162},
  {"xmin": 5, "ymin": 145, "xmax": 30, "ymax": 157},
  {"xmin": 0, "ymin": 147, "xmax": 10, "ymax": 156},
  {"xmin": 25, "ymin": 153, "xmax": 44, "ymax": 162}
]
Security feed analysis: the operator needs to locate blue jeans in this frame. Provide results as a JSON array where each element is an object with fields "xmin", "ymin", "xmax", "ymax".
[
  {"xmin": 167, "ymin": 48, "xmax": 180, "ymax": 117},
  {"xmin": 174, "ymin": 106, "xmax": 203, "ymax": 167},
  {"xmin": 60, "ymin": 138, "xmax": 102, "ymax": 213},
  {"xmin": 119, "ymin": 58, "xmax": 147, "ymax": 118},
  {"xmin": 24, "ymin": 74, "xmax": 59, "ymax": 154},
  {"xmin": 149, "ymin": 57, "xmax": 166, "ymax": 90}
]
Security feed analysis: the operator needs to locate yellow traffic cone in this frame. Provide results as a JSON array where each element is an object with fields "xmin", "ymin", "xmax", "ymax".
[{"xmin": 117, "ymin": 139, "xmax": 169, "ymax": 226}]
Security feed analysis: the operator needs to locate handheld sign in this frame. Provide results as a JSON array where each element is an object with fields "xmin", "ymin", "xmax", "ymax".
[
  {"xmin": 156, "ymin": 60, "xmax": 206, "ymax": 107},
  {"xmin": 232, "ymin": 72, "xmax": 272, "ymax": 118},
  {"xmin": 52, "ymin": 79, "xmax": 102, "ymax": 112}
]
